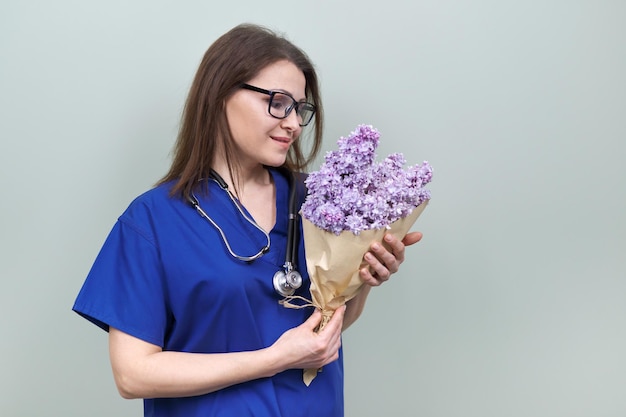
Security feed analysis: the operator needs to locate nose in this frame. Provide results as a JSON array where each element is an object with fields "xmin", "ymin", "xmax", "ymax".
[{"xmin": 280, "ymin": 108, "xmax": 302, "ymax": 132}]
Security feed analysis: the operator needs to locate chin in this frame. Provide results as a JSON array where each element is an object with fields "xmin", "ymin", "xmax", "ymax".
[{"xmin": 263, "ymin": 157, "xmax": 288, "ymax": 168}]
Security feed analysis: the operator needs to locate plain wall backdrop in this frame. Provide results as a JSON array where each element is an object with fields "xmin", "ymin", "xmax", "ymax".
[{"xmin": 1, "ymin": 1, "xmax": 625, "ymax": 416}]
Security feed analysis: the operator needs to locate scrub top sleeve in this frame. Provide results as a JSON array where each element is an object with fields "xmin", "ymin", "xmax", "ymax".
[{"xmin": 73, "ymin": 218, "xmax": 168, "ymax": 347}]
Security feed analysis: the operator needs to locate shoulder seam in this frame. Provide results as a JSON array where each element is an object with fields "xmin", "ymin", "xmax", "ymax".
[{"xmin": 118, "ymin": 216, "xmax": 158, "ymax": 248}]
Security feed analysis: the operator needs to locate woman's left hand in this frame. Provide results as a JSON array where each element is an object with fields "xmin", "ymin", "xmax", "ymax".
[{"xmin": 359, "ymin": 231, "xmax": 423, "ymax": 286}]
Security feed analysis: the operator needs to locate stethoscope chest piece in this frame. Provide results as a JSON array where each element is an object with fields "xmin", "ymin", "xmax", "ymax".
[{"xmin": 273, "ymin": 264, "xmax": 302, "ymax": 297}]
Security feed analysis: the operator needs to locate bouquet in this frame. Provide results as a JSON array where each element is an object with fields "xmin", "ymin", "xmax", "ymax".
[{"xmin": 288, "ymin": 124, "xmax": 433, "ymax": 385}]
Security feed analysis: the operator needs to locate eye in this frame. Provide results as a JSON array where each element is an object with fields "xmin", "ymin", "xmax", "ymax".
[
  {"xmin": 270, "ymin": 93, "xmax": 292, "ymax": 111},
  {"xmin": 297, "ymin": 102, "xmax": 315, "ymax": 114}
]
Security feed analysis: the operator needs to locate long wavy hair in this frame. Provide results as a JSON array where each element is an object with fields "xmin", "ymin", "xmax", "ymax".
[{"xmin": 158, "ymin": 23, "xmax": 324, "ymax": 199}]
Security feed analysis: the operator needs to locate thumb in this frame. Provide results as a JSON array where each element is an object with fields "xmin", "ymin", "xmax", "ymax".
[
  {"xmin": 302, "ymin": 309, "xmax": 323, "ymax": 331},
  {"xmin": 402, "ymin": 231, "xmax": 423, "ymax": 246}
]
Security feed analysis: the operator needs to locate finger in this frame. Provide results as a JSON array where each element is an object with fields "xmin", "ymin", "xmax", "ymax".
[
  {"xmin": 321, "ymin": 305, "xmax": 346, "ymax": 333},
  {"xmin": 359, "ymin": 264, "xmax": 385, "ymax": 287},
  {"xmin": 402, "ymin": 231, "xmax": 423, "ymax": 246},
  {"xmin": 366, "ymin": 245, "xmax": 400, "ymax": 279},
  {"xmin": 368, "ymin": 241, "xmax": 399, "ymax": 270},
  {"xmin": 383, "ymin": 234, "xmax": 406, "ymax": 264},
  {"xmin": 302, "ymin": 309, "xmax": 323, "ymax": 331}
]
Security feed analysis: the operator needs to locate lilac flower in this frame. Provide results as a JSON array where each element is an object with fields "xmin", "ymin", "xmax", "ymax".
[{"xmin": 301, "ymin": 124, "xmax": 433, "ymax": 235}]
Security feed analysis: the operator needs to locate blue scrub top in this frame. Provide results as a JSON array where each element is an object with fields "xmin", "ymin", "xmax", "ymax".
[{"xmin": 73, "ymin": 169, "xmax": 344, "ymax": 417}]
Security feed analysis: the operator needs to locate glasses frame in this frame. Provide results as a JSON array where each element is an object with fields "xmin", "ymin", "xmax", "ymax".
[{"xmin": 240, "ymin": 83, "xmax": 316, "ymax": 127}]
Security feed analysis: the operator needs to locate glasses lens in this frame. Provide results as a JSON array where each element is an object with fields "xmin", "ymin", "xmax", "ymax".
[
  {"xmin": 297, "ymin": 103, "xmax": 316, "ymax": 126},
  {"xmin": 268, "ymin": 92, "xmax": 315, "ymax": 126},
  {"xmin": 269, "ymin": 92, "xmax": 294, "ymax": 119}
]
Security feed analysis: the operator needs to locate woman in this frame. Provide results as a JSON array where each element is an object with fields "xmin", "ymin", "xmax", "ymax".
[{"xmin": 73, "ymin": 23, "xmax": 422, "ymax": 417}]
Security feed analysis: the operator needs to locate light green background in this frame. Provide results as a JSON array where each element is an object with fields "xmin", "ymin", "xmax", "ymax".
[{"xmin": 1, "ymin": 1, "xmax": 625, "ymax": 416}]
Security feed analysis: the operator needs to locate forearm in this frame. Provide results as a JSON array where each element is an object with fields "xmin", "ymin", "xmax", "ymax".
[
  {"xmin": 110, "ymin": 329, "xmax": 284, "ymax": 399},
  {"xmin": 109, "ymin": 307, "xmax": 345, "ymax": 399},
  {"xmin": 343, "ymin": 285, "xmax": 371, "ymax": 331}
]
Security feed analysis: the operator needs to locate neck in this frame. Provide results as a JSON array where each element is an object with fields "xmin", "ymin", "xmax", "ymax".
[
  {"xmin": 211, "ymin": 160, "xmax": 272, "ymax": 197},
  {"xmin": 210, "ymin": 160, "xmax": 277, "ymax": 232}
]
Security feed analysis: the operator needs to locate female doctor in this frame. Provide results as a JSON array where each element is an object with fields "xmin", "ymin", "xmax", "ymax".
[{"xmin": 73, "ymin": 23, "xmax": 422, "ymax": 417}]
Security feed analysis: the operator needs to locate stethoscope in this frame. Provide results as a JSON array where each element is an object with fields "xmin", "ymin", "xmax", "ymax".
[{"xmin": 188, "ymin": 169, "xmax": 303, "ymax": 297}]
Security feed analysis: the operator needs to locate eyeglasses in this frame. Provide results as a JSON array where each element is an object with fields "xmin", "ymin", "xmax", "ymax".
[{"xmin": 240, "ymin": 83, "xmax": 316, "ymax": 127}]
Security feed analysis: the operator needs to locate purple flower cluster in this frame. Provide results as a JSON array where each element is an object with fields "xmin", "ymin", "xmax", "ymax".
[{"xmin": 301, "ymin": 124, "xmax": 433, "ymax": 235}]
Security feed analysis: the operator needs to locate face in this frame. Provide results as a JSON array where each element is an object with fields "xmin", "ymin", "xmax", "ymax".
[{"xmin": 225, "ymin": 60, "xmax": 307, "ymax": 171}]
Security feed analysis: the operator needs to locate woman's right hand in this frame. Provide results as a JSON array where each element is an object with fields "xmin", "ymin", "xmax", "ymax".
[{"xmin": 269, "ymin": 305, "xmax": 346, "ymax": 371}]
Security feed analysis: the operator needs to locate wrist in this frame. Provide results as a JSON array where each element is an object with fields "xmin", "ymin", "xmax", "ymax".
[{"xmin": 260, "ymin": 345, "xmax": 288, "ymax": 377}]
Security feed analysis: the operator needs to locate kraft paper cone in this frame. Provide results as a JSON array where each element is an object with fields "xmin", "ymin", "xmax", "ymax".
[{"xmin": 300, "ymin": 201, "xmax": 428, "ymax": 385}]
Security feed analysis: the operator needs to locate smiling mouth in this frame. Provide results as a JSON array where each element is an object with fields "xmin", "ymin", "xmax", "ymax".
[{"xmin": 272, "ymin": 137, "xmax": 292, "ymax": 144}]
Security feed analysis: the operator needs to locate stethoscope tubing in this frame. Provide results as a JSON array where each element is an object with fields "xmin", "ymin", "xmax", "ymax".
[
  {"xmin": 189, "ymin": 193, "xmax": 270, "ymax": 262},
  {"xmin": 188, "ymin": 169, "xmax": 303, "ymax": 296}
]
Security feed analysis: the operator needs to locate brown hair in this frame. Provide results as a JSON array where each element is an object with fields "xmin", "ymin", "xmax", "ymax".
[{"xmin": 158, "ymin": 23, "xmax": 324, "ymax": 199}]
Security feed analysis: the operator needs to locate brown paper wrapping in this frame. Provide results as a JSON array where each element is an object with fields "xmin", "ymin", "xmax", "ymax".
[{"xmin": 298, "ymin": 201, "xmax": 428, "ymax": 385}]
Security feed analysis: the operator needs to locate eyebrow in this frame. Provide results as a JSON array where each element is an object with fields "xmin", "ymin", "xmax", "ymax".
[
  {"xmin": 242, "ymin": 83, "xmax": 307, "ymax": 103},
  {"xmin": 274, "ymin": 88, "xmax": 307, "ymax": 103}
]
